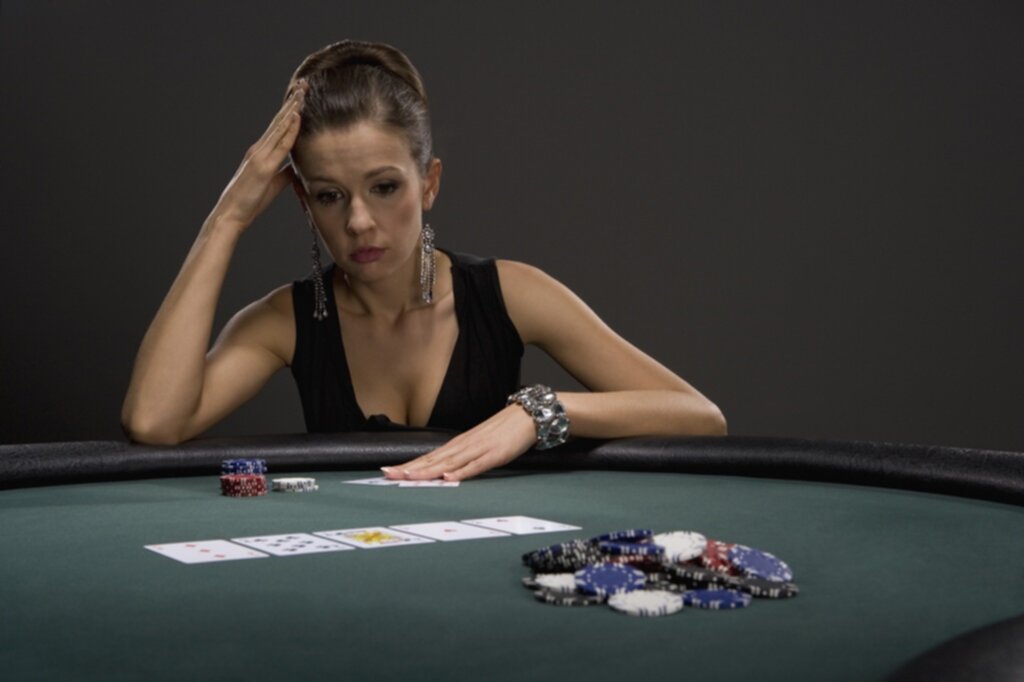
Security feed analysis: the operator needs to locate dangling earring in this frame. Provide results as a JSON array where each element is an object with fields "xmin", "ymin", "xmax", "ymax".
[
  {"xmin": 301, "ymin": 203, "xmax": 329, "ymax": 321},
  {"xmin": 420, "ymin": 223, "xmax": 436, "ymax": 304}
]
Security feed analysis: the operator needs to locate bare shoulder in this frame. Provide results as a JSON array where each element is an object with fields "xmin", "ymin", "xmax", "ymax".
[
  {"xmin": 494, "ymin": 259, "xmax": 592, "ymax": 347},
  {"xmin": 213, "ymin": 283, "xmax": 296, "ymax": 365},
  {"xmin": 494, "ymin": 258, "xmax": 567, "ymax": 297}
]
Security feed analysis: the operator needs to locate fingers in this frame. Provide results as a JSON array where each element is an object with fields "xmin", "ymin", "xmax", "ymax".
[
  {"xmin": 248, "ymin": 80, "xmax": 308, "ymax": 165},
  {"xmin": 381, "ymin": 407, "xmax": 537, "ymax": 482}
]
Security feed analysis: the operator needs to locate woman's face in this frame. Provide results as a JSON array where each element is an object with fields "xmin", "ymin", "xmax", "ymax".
[{"xmin": 293, "ymin": 120, "xmax": 440, "ymax": 285}]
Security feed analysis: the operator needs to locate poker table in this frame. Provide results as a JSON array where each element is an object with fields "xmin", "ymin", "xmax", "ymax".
[{"xmin": 2, "ymin": 433, "xmax": 1024, "ymax": 682}]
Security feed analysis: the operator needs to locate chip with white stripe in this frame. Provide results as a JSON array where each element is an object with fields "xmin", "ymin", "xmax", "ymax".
[
  {"xmin": 534, "ymin": 573, "xmax": 578, "ymax": 593},
  {"xmin": 607, "ymin": 590, "xmax": 684, "ymax": 617},
  {"xmin": 651, "ymin": 531, "xmax": 707, "ymax": 563}
]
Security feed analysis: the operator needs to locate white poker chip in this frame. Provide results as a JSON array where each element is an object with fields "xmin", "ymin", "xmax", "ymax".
[
  {"xmin": 607, "ymin": 590, "xmax": 684, "ymax": 617},
  {"xmin": 534, "ymin": 573, "xmax": 578, "ymax": 594},
  {"xmin": 651, "ymin": 531, "xmax": 707, "ymax": 563},
  {"xmin": 271, "ymin": 477, "xmax": 318, "ymax": 492}
]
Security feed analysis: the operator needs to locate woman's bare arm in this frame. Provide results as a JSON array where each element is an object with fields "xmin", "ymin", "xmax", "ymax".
[{"xmin": 121, "ymin": 80, "xmax": 309, "ymax": 444}]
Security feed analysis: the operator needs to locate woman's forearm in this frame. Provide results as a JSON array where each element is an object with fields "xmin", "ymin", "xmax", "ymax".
[{"xmin": 557, "ymin": 389, "xmax": 727, "ymax": 440}]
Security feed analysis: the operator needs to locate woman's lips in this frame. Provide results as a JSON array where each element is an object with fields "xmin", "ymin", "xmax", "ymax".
[{"xmin": 351, "ymin": 247, "xmax": 385, "ymax": 264}]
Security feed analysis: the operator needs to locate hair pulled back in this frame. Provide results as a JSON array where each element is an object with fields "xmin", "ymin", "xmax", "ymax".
[{"xmin": 286, "ymin": 40, "xmax": 433, "ymax": 174}]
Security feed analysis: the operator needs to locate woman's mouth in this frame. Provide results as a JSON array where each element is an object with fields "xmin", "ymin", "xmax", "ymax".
[{"xmin": 351, "ymin": 247, "xmax": 385, "ymax": 264}]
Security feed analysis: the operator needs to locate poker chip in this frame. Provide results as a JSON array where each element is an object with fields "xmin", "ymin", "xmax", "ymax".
[
  {"xmin": 533, "ymin": 587, "xmax": 605, "ymax": 607},
  {"xmin": 533, "ymin": 573, "xmax": 578, "ymax": 593},
  {"xmin": 271, "ymin": 477, "xmax": 318, "ymax": 493},
  {"xmin": 651, "ymin": 531, "xmax": 707, "ymax": 562},
  {"xmin": 730, "ymin": 575, "xmax": 800, "ymax": 599},
  {"xmin": 644, "ymin": 580, "xmax": 689, "ymax": 594},
  {"xmin": 589, "ymin": 529, "xmax": 653, "ymax": 543},
  {"xmin": 682, "ymin": 589, "xmax": 753, "ymax": 610},
  {"xmin": 523, "ymin": 540, "xmax": 604, "ymax": 573},
  {"xmin": 663, "ymin": 562, "xmax": 739, "ymax": 589},
  {"xmin": 598, "ymin": 541, "xmax": 665, "ymax": 557},
  {"xmin": 601, "ymin": 553, "xmax": 666, "ymax": 572},
  {"xmin": 607, "ymin": 590, "xmax": 684, "ymax": 617},
  {"xmin": 700, "ymin": 539, "xmax": 737, "ymax": 574},
  {"xmin": 728, "ymin": 545, "xmax": 795, "ymax": 583},
  {"xmin": 219, "ymin": 474, "xmax": 267, "ymax": 497},
  {"xmin": 221, "ymin": 459, "xmax": 268, "ymax": 475},
  {"xmin": 574, "ymin": 563, "xmax": 647, "ymax": 597}
]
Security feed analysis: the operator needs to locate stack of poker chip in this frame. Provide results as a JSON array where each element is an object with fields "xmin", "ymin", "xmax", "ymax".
[
  {"xmin": 220, "ymin": 459, "xmax": 268, "ymax": 497},
  {"xmin": 521, "ymin": 528, "xmax": 798, "ymax": 616}
]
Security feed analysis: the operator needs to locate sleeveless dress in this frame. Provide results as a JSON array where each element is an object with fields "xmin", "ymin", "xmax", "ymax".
[{"xmin": 290, "ymin": 248, "xmax": 524, "ymax": 433}]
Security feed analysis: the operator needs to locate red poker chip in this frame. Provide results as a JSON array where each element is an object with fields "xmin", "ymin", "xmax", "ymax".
[
  {"xmin": 220, "ymin": 474, "xmax": 268, "ymax": 497},
  {"xmin": 700, "ymin": 539, "xmax": 737, "ymax": 574}
]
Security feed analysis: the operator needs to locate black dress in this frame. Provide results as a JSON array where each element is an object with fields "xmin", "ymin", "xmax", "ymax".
[{"xmin": 290, "ymin": 248, "xmax": 525, "ymax": 433}]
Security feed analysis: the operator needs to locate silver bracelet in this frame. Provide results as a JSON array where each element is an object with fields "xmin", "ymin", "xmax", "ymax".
[{"xmin": 507, "ymin": 384, "xmax": 570, "ymax": 450}]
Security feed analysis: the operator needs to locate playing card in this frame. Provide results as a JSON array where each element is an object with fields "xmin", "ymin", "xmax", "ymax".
[
  {"xmin": 460, "ymin": 516, "xmax": 582, "ymax": 535},
  {"xmin": 342, "ymin": 477, "xmax": 400, "ymax": 486},
  {"xmin": 313, "ymin": 527, "xmax": 436, "ymax": 549},
  {"xmin": 230, "ymin": 533, "xmax": 355, "ymax": 557},
  {"xmin": 390, "ymin": 521, "xmax": 510, "ymax": 542},
  {"xmin": 397, "ymin": 479, "xmax": 460, "ymax": 487},
  {"xmin": 144, "ymin": 540, "xmax": 269, "ymax": 564}
]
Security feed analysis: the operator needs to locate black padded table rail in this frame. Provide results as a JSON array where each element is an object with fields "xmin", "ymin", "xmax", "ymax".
[{"xmin": 2, "ymin": 433, "xmax": 1023, "ymax": 506}]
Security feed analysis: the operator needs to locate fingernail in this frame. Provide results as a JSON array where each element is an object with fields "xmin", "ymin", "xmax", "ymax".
[{"xmin": 380, "ymin": 466, "xmax": 394, "ymax": 475}]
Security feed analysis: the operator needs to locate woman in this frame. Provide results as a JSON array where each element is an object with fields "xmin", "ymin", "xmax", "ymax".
[{"xmin": 121, "ymin": 39, "xmax": 726, "ymax": 481}]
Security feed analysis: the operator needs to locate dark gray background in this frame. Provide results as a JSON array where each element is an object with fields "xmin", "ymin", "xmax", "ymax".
[{"xmin": 2, "ymin": 1, "xmax": 1021, "ymax": 450}]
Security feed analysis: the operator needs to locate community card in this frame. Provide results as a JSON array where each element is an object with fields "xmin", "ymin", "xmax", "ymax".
[
  {"xmin": 342, "ymin": 476, "xmax": 400, "ymax": 486},
  {"xmin": 313, "ymin": 527, "xmax": 436, "ymax": 549},
  {"xmin": 460, "ymin": 516, "xmax": 582, "ymax": 535},
  {"xmin": 397, "ymin": 479, "xmax": 460, "ymax": 488},
  {"xmin": 230, "ymin": 533, "xmax": 355, "ymax": 557},
  {"xmin": 390, "ymin": 521, "xmax": 510, "ymax": 542},
  {"xmin": 144, "ymin": 540, "xmax": 269, "ymax": 564}
]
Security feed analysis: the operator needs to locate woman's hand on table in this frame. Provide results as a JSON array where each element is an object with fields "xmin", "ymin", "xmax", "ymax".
[{"xmin": 382, "ymin": 405, "xmax": 538, "ymax": 481}]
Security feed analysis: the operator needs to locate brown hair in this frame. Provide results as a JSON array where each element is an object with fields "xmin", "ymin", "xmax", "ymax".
[{"xmin": 286, "ymin": 40, "xmax": 433, "ymax": 174}]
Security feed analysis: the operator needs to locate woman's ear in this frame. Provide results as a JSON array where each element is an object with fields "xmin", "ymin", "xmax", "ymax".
[{"xmin": 423, "ymin": 157, "xmax": 443, "ymax": 211}]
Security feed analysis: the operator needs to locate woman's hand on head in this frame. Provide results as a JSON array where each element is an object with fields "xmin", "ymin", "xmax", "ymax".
[
  {"xmin": 382, "ymin": 406, "xmax": 539, "ymax": 482},
  {"xmin": 209, "ymin": 80, "xmax": 309, "ymax": 232}
]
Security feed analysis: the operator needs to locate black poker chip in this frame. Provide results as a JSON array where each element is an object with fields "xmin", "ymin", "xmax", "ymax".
[
  {"xmin": 663, "ymin": 562, "xmax": 742, "ymax": 589},
  {"xmin": 729, "ymin": 574, "xmax": 800, "ymax": 599},
  {"xmin": 532, "ymin": 587, "xmax": 605, "ymax": 607}
]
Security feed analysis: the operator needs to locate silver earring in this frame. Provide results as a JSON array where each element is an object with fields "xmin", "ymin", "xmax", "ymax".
[
  {"xmin": 420, "ymin": 223, "xmax": 436, "ymax": 304},
  {"xmin": 302, "ymin": 205, "xmax": 328, "ymax": 321}
]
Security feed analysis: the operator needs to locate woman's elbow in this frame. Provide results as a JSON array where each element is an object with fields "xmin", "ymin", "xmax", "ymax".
[
  {"xmin": 688, "ymin": 397, "xmax": 727, "ymax": 436},
  {"xmin": 705, "ymin": 402, "xmax": 728, "ymax": 436},
  {"xmin": 120, "ymin": 412, "xmax": 189, "ymax": 446}
]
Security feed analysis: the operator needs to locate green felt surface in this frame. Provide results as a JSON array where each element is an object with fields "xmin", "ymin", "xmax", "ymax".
[{"xmin": 2, "ymin": 469, "xmax": 1024, "ymax": 682}]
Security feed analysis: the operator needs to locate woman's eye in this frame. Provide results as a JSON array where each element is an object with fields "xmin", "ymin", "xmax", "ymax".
[
  {"xmin": 373, "ymin": 182, "xmax": 399, "ymax": 196},
  {"xmin": 315, "ymin": 191, "xmax": 344, "ymax": 205}
]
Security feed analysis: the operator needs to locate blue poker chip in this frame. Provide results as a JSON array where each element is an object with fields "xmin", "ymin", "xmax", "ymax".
[
  {"xmin": 682, "ymin": 589, "xmax": 753, "ymax": 610},
  {"xmin": 221, "ymin": 458, "xmax": 268, "ymax": 475},
  {"xmin": 574, "ymin": 563, "xmax": 647, "ymax": 596},
  {"xmin": 598, "ymin": 541, "xmax": 666, "ymax": 557},
  {"xmin": 728, "ymin": 544, "xmax": 794, "ymax": 583},
  {"xmin": 589, "ymin": 529, "xmax": 654, "ymax": 543}
]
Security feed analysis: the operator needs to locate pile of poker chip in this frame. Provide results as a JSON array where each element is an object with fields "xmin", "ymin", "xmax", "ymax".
[
  {"xmin": 218, "ymin": 459, "xmax": 318, "ymax": 497},
  {"xmin": 521, "ymin": 529, "xmax": 798, "ymax": 617}
]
